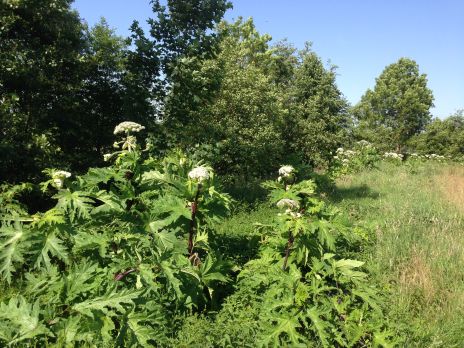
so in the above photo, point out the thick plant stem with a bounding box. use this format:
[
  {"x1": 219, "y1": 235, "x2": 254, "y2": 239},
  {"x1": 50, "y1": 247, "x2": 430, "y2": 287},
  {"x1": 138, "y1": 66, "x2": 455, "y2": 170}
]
[
  {"x1": 282, "y1": 231, "x2": 294, "y2": 271},
  {"x1": 188, "y1": 184, "x2": 202, "y2": 256}
]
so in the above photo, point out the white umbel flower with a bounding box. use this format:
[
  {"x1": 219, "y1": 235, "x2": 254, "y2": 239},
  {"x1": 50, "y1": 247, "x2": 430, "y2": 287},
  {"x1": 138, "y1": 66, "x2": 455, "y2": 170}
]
[
  {"x1": 278, "y1": 165, "x2": 294, "y2": 177},
  {"x1": 52, "y1": 170, "x2": 71, "y2": 179},
  {"x1": 114, "y1": 121, "x2": 145, "y2": 135},
  {"x1": 188, "y1": 166, "x2": 210, "y2": 183},
  {"x1": 288, "y1": 210, "x2": 303, "y2": 218},
  {"x1": 357, "y1": 140, "x2": 370, "y2": 147},
  {"x1": 103, "y1": 153, "x2": 112, "y2": 162},
  {"x1": 52, "y1": 170, "x2": 71, "y2": 189},
  {"x1": 384, "y1": 152, "x2": 403, "y2": 160},
  {"x1": 276, "y1": 198, "x2": 299, "y2": 210}
]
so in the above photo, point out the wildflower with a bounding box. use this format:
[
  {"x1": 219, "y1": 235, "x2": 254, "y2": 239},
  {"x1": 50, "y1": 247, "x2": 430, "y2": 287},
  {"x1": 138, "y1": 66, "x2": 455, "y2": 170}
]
[
  {"x1": 357, "y1": 140, "x2": 370, "y2": 147},
  {"x1": 52, "y1": 170, "x2": 71, "y2": 189},
  {"x1": 103, "y1": 153, "x2": 112, "y2": 162},
  {"x1": 53, "y1": 170, "x2": 71, "y2": 179},
  {"x1": 384, "y1": 152, "x2": 403, "y2": 160},
  {"x1": 336, "y1": 148, "x2": 344, "y2": 153},
  {"x1": 278, "y1": 165, "x2": 294, "y2": 177},
  {"x1": 113, "y1": 141, "x2": 120, "y2": 149},
  {"x1": 114, "y1": 121, "x2": 145, "y2": 135},
  {"x1": 188, "y1": 166, "x2": 210, "y2": 183},
  {"x1": 276, "y1": 198, "x2": 299, "y2": 210},
  {"x1": 290, "y1": 211, "x2": 302, "y2": 218}
]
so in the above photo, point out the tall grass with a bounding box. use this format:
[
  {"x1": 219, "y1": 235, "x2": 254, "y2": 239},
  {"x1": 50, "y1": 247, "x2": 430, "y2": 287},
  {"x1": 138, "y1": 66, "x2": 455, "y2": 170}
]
[{"x1": 332, "y1": 162, "x2": 464, "y2": 346}]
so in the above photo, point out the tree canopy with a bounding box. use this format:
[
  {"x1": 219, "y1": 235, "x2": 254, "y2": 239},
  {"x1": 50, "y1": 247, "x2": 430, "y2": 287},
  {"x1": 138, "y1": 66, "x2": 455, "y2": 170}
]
[{"x1": 353, "y1": 57, "x2": 434, "y2": 151}]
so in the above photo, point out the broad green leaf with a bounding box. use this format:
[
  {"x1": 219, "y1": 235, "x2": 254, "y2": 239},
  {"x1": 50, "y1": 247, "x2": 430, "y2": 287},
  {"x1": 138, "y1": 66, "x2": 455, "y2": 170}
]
[
  {"x1": 0, "y1": 222, "x2": 29, "y2": 284},
  {"x1": 72, "y1": 288, "x2": 141, "y2": 318},
  {"x1": 0, "y1": 296, "x2": 52, "y2": 345},
  {"x1": 54, "y1": 190, "x2": 94, "y2": 222}
]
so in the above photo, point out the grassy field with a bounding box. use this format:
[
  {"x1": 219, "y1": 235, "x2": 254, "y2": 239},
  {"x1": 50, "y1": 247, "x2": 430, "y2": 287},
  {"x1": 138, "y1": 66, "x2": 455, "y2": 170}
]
[{"x1": 332, "y1": 162, "x2": 464, "y2": 346}]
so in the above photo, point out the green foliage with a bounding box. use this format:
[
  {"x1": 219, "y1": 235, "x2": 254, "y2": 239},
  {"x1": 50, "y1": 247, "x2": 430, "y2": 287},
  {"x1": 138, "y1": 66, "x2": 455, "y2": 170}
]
[
  {"x1": 174, "y1": 167, "x2": 395, "y2": 347},
  {"x1": 0, "y1": 127, "x2": 232, "y2": 346},
  {"x1": 284, "y1": 43, "x2": 350, "y2": 167},
  {"x1": 408, "y1": 110, "x2": 464, "y2": 157},
  {"x1": 330, "y1": 141, "x2": 381, "y2": 178},
  {"x1": 0, "y1": 0, "x2": 86, "y2": 182},
  {"x1": 354, "y1": 57, "x2": 434, "y2": 151}
]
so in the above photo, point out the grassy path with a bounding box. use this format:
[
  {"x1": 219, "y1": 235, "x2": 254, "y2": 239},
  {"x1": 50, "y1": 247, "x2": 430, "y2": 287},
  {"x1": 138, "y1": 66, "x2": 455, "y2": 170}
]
[{"x1": 332, "y1": 163, "x2": 464, "y2": 347}]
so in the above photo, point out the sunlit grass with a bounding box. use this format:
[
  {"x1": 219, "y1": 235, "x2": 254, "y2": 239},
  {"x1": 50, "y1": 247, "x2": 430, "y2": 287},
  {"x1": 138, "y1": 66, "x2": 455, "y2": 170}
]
[{"x1": 333, "y1": 162, "x2": 464, "y2": 346}]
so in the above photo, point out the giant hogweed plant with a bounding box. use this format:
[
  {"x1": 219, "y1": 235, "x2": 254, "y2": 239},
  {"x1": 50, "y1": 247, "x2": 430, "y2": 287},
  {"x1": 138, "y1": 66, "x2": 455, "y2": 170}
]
[
  {"x1": 237, "y1": 165, "x2": 396, "y2": 347},
  {"x1": 330, "y1": 141, "x2": 381, "y2": 179},
  {"x1": 0, "y1": 122, "x2": 231, "y2": 347}
]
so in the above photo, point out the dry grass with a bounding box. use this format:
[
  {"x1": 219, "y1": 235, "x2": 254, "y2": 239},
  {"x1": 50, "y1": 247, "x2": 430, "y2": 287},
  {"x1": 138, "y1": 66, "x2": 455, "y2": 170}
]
[
  {"x1": 398, "y1": 248, "x2": 436, "y2": 303},
  {"x1": 435, "y1": 165, "x2": 464, "y2": 211}
]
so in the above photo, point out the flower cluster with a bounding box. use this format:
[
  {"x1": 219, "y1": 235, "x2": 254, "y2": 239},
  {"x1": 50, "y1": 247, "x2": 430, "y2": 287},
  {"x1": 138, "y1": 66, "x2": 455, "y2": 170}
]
[
  {"x1": 383, "y1": 152, "x2": 404, "y2": 160},
  {"x1": 276, "y1": 199, "x2": 302, "y2": 218},
  {"x1": 334, "y1": 148, "x2": 356, "y2": 160},
  {"x1": 278, "y1": 165, "x2": 294, "y2": 178},
  {"x1": 52, "y1": 170, "x2": 71, "y2": 189},
  {"x1": 188, "y1": 166, "x2": 210, "y2": 183},
  {"x1": 356, "y1": 140, "x2": 371, "y2": 147},
  {"x1": 425, "y1": 154, "x2": 446, "y2": 161},
  {"x1": 277, "y1": 165, "x2": 295, "y2": 184},
  {"x1": 276, "y1": 198, "x2": 299, "y2": 210},
  {"x1": 114, "y1": 121, "x2": 145, "y2": 135}
]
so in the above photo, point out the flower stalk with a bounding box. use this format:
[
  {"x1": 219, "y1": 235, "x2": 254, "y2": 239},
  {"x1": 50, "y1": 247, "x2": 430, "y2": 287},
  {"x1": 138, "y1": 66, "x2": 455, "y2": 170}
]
[
  {"x1": 282, "y1": 230, "x2": 294, "y2": 271},
  {"x1": 188, "y1": 183, "x2": 202, "y2": 257}
]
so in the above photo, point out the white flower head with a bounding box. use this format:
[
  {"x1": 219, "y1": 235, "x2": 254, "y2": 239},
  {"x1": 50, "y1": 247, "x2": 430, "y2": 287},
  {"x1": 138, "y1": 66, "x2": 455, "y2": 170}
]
[
  {"x1": 276, "y1": 198, "x2": 299, "y2": 210},
  {"x1": 114, "y1": 121, "x2": 145, "y2": 135},
  {"x1": 103, "y1": 153, "x2": 112, "y2": 162},
  {"x1": 52, "y1": 170, "x2": 71, "y2": 189},
  {"x1": 278, "y1": 165, "x2": 294, "y2": 178},
  {"x1": 53, "y1": 178, "x2": 64, "y2": 189},
  {"x1": 188, "y1": 166, "x2": 210, "y2": 183},
  {"x1": 52, "y1": 170, "x2": 71, "y2": 179},
  {"x1": 384, "y1": 152, "x2": 402, "y2": 160},
  {"x1": 289, "y1": 211, "x2": 303, "y2": 219},
  {"x1": 336, "y1": 148, "x2": 344, "y2": 154},
  {"x1": 357, "y1": 140, "x2": 370, "y2": 147}
]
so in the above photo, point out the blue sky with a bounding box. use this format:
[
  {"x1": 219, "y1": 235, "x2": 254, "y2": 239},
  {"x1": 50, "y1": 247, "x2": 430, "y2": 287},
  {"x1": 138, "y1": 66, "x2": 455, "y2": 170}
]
[{"x1": 73, "y1": 0, "x2": 463, "y2": 118}]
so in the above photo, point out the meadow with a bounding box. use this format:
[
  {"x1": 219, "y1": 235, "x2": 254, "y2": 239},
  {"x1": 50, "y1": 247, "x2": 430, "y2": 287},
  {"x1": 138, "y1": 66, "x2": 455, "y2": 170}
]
[{"x1": 332, "y1": 162, "x2": 464, "y2": 346}]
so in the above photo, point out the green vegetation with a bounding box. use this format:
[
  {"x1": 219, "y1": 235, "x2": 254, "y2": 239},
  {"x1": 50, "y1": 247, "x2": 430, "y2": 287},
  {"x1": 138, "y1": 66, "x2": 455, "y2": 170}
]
[
  {"x1": 353, "y1": 58, "x2": 434, "y2": 152},
  {"x1": 1, "y1": 0, "x2": 463, "y2": 347},
  {"x1": 332, "y1": 162, "x2": 464, "y2": 346}
]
